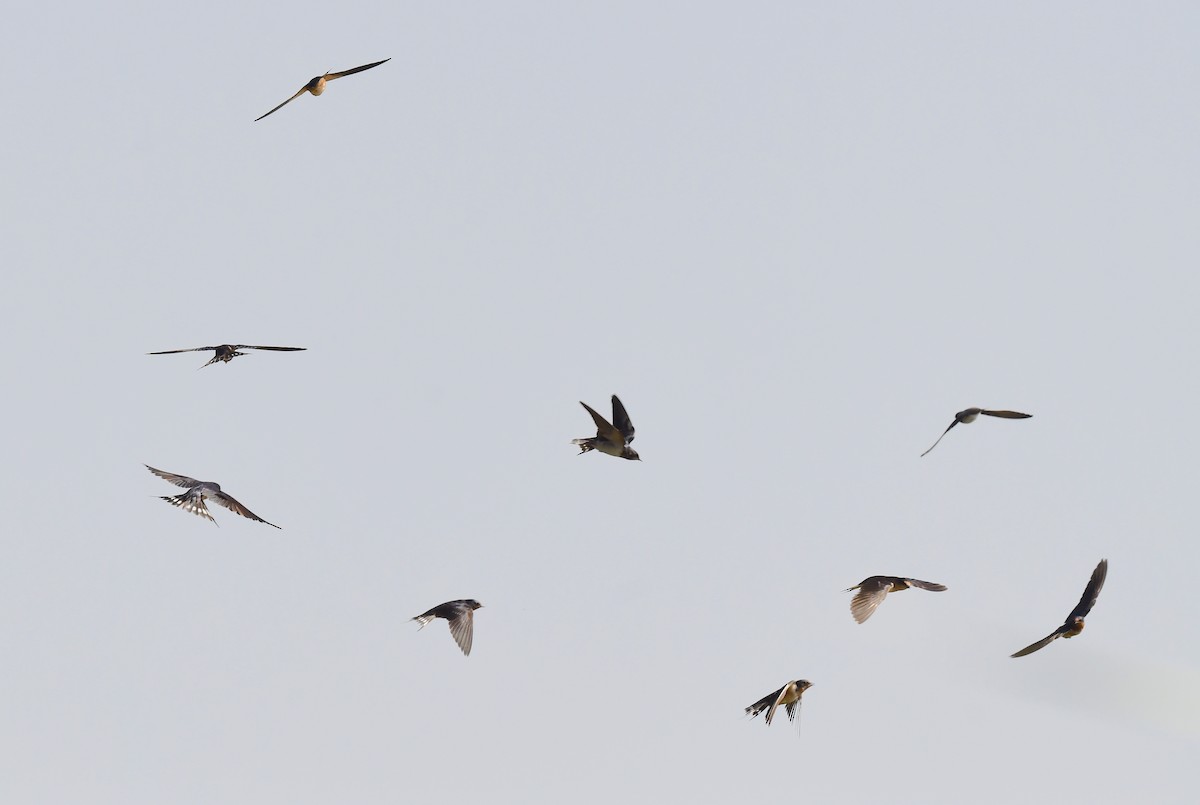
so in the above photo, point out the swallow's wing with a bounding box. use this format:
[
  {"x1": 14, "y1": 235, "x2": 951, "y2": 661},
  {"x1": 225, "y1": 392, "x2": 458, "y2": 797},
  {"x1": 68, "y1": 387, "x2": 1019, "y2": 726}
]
[
  {"x1": 160, "y1": 493, "x2": 217, "y2": 525},
  {"x1": 211, "y1": 491, "x2": 281, "y2": 529},
  {"x1": 920, "y1": 420, "x2": 959, "y2": 457},
  {"x1": 326, "y1": 58, "x2": 391, "y2": 81},
  {"x1": 610, "y1": 395, "x2": 635, "y2": 443},
  {"x1": 580, "y1": 401, "x2": 623, "y2": 444},
  {"x1": 1011, "y1": 627, "x2": 1064, "y2": 658},
  {"x1": 980, "y1": 410, "x2": 1032, "y2": 419},
  {"x1": 1068, "y1": 559, "x2": 1107, "y2": 620},
  {"x1": 850, "y1": 579, "x2": 890, "y2": 624},
  {"x1": 744, "y1": 689, "x2": 777, "y2": 720},
  {"x1": 784, "y1": 698, "x2": 801, "y2": 724},
  {"x1": 145, "y1": 465, "x2": 201, "y2": 489},
  {"x1": 255, "y1": 87, "x2": 308, "y2": 122},
  {"x1": 764, "y1": 684, "x2": 792, "y2": 726},
  {"x1": 147, "y1": 347, "x2": 216, "y2": 355},
  {"x1": 906, "y1": 579, "x2": 948, "y2": 592},
  {"x1": 233, "y1": 346, "x2": 307, "y2": 352},
  {"x1": 447, "y1": 607, "x2": 475, "y2": 656}
]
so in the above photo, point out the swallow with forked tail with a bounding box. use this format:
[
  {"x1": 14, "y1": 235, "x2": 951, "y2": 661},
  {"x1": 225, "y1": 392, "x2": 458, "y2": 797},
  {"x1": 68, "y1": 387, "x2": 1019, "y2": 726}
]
[
  {"x1": 412, "y1": 599, "x2": 483, "y2": 656},
  {"x1": 572, "y1": 395, "x2": 639, "y2": 460},
  {"x1": 1011, "y1": 559, "x2": 1107, "y2": 658},
  {"x1": 845, "y1": 576, "x2": 947, "y2": 624},
  {"x1": 255, "y1": 58, "x2": 390, "y2": 121},
  {"x1": 145, "y1": 465, "x2": 281, "y2": 529},
  {"x1": 745, "y1": 680, "x2": 812, "y2": 730},
  {"x1": 921, "y1": 407, "x2": 1032, "y2": 456}
]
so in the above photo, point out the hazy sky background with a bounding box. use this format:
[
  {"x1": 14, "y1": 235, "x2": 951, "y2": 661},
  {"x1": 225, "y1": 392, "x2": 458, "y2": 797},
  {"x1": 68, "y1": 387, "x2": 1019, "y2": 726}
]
[{"x1": 3, "y1": 2, "x2": 1198, "y2": 803}]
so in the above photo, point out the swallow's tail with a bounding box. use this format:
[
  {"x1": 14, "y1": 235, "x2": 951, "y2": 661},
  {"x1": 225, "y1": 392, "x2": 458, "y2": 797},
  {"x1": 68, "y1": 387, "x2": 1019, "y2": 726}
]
[
  {"x1": 160, "y1": 493, "x2": 218, "y2": 526},
  {"x1": 412, "y1": 615, "x2": 435, "y2": 630},
  {"x1": 571, "y1": 438, "x2": 595, "y2": 454}
]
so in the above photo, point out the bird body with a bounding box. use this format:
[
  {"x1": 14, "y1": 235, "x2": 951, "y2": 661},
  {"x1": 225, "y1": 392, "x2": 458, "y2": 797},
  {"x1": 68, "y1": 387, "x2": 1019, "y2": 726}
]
[
  {"x1": 145, "y1": 465, "x2": 281, "y2": 529},
  {"x1": 1011, "y1": 559, "x2": 1107, "y2": 658},
  {"x1": 573, "y1": 395, "x2": 640, "y2": 460},
  {"x1": 921, "y1": 407, "x2": 1032, "y2": 456},
  {"x1": 745, "y1": 680, "x2": 812, "y2": 728},
  {"x1": 845, "y1": 576, "x2": 947, "y2": 623},
  {"x1": 413, "y1": 599, "x2": 483, "y2": 656}
]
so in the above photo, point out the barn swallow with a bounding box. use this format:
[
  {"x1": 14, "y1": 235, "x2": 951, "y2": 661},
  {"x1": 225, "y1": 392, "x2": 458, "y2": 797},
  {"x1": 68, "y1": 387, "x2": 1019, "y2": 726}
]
[
  {"x1": 1011, "y1": 559, "x2": 1107, "y2": 658},
  {"x1": 254, "y1": 58, "x2": 390, "y2": 121},
  {"x1": 845, "y1": 576, "x2": 947, "y2": 624},
  {"x1": 572, "y1": 395, "x2": 640, "y2": 460},
  {"x1": 921, "y1": 407, "x2": 1032, "y2": 456},
  {"x1": 412, "y1": 599, "x2": 483, "y2": 656},
  {"x1": 147, "y1": 344, "x2": 306, "y2": 369},
  {"x1": 145, "y1": 465, "x2": 281, "y2": 529},
  {"x1": 745, "y1": 680, "x2": 812, "y2": 729}
]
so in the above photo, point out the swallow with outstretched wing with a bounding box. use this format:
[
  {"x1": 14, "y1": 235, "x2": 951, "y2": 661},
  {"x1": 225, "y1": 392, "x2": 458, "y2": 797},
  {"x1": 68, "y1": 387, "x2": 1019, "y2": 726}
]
[
  {"x1": 921, "y1": 407, "x2": 1032, "y2": 456},
  {"x1": 145, "y1": 465, "x2": 281, "y2": 529},
  {"x1": 255, "y1": 58, "x2": 390, "y2": 121},
  {"x1": 148, "y1": 344, "x2": 306, "y2": 369},
  {"x1": 845, "y1": 576, "x2": 947, "y2": 624},
  {"x1": 1011, "y1": 559, "x2": 1107, "y2": 658}
]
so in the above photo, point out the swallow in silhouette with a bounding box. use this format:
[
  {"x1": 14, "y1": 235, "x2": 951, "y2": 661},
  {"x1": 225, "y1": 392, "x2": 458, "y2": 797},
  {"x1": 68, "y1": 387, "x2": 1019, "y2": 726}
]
[
  {"x1": 145, "y1": 465, "x2": 281, "y2": 529},
  {"x1": 412, "y1": 599, "x2": 483, "y2": 656},
  {"x1": 254, "y1": 58, "x2": 390, "y2": 121},
  {"x1": 1011, "y1": 559, "x2": 1107, "y2": 658},
  {"x1": 845, "y1": 576, "x2": 948, "y2": 624},
  {"x1": 921, "y1": 407, "x2": 1032, "y2": 456},
  {"x1": 147, "y1": 344, "x2": 306, "y2": 369},
  {"x1": 745, "y1": 680, "x2": 812, "y2": 728},
  {"x1": 572, "y1": 395, "x2": 640, "y2": 460}
]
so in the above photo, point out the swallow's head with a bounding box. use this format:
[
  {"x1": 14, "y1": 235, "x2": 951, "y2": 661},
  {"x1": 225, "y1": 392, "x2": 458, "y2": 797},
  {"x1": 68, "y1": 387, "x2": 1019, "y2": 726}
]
[
  {"x1": 795, "y1": 680, "x2": 812, "y2": 694},
  {"x1": 1064, "y1": 616, "x2": 1085, "y2": 638},
  {"x1": 465, "y1": 600, "x2": 483, "y2": 611},
  {"x1": 622, "y1": 447, "x2": 641, "y2": 461}
]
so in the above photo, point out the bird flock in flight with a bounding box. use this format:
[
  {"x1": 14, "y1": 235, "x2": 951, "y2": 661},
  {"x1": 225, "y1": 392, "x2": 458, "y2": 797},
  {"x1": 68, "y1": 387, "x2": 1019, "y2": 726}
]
[{"x1": 145, "y1": 62, "x2": 1108, "y2": 736}]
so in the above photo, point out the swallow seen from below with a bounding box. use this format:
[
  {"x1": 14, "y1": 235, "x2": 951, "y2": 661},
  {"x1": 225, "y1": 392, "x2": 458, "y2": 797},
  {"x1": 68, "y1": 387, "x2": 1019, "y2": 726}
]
[
  {"x1": 254, "y1": 58, "x2": 390, "y2": 121},
  {"x1": 572, "y1": 395, "x2": 640, "y2": 460},
  {"x1": 745, "y1": 680, "x2": 812, "y2": 730},
  {"x1": 147, "y1": 344, "x2": 306, "y2": 369},
  {"x1": 145, "y1": 465, "x2": 281, "y2": 529},
  {"x1": 1011, "y1": 559, "x2": 1107, "y2": 658},
  {"x1": 921, "y1": 407, "x2": 1032, "y2": 456},
  {"x1": 412, "y1": 600, "x2": 483, "y2": 656},
  {"x1": 845, "y1": 576, "x2": 948, "y2": 624}
]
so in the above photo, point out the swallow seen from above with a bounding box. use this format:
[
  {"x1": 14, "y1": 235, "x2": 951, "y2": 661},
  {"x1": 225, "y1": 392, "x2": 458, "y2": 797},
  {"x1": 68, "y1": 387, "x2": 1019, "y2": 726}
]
[
  {"x1": 572, "y1": 395, "x2": 640, "y2": 460},
  {"x1": 254, "y1": 58, "x2": 391, "y2": 121},
  {"x1": 412, "y1": 599, "x2": 483, "y2": 656},
  {"x1": 845, "y1": 576, "x2": 948, "y2": 624},
  {"x1": 145, "y1": 465, "x2": 281, "y2": 529},
  {"x1": 147, "y1": 344, "x2": 306, "y2": 369},
  {"x1": 921, "y1": 407, "x2": 1032, "y2": 456},
  {"x1": 745, "y1": 680, "x2": 812, "y2": 730},
  {"x1": 1011, "y1": 559, "x2": 1107, "y2": 658}
]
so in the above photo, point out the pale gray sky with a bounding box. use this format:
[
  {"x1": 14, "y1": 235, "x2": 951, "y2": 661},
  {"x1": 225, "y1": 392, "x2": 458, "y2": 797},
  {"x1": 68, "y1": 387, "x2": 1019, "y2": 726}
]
[{"x1": 3, "y1": 2, "x2": 1198, "y2": 803}]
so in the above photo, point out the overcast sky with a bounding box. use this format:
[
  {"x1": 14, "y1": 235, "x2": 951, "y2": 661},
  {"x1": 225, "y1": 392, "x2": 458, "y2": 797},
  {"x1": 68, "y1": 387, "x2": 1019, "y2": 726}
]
[{"x1": 3, "y1": 2, "x2": 1199, "y2": 803}]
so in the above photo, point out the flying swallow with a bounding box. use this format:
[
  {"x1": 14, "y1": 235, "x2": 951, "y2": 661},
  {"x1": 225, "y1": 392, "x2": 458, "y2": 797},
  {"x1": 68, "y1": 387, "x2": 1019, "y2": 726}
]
[
  {"x1": 921, "y1": 407, "x2": 1032, "y2": 456},
  {"x1": 1011, "y1": 559, "x2": 1107, "y2": 658},
  {"x1": 145, "y1": 465, "x2": 281, "y2": 529},
  {"x1": 844, "y1": 576, "x2": 947, "y2": 624},
  {"x1": 412, "y1": 600, "x2": 483, "y2": 656},
  {"x1": 572, "y1": 395, "x2": 640, "y2": 460},
  {"x1": 745, "y1": 680, "x2": 812, "y2": 729},
  {"x1": 254, "y1": 58, "x2": 391, "y2": 121},
  {"x1": 147, "y1": 344, "x2": 306, "y2": 369}
]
